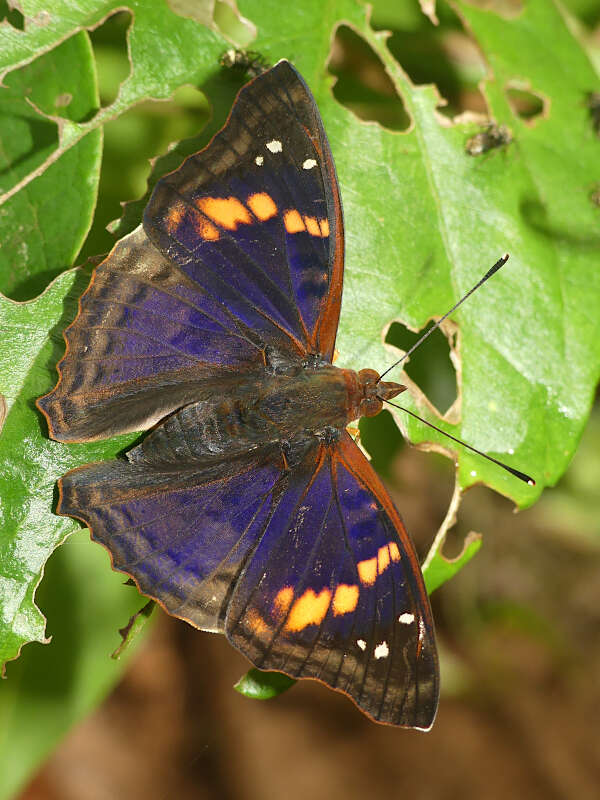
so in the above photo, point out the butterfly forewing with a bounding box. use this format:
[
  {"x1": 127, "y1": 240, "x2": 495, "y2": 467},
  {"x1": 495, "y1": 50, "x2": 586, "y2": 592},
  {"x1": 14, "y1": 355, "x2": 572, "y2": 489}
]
[
  {"x1": 144, "y1": 60, "x2": 344, "y2": 361},
  {"x1": 37, "y1": 227, "x2": 268, "y2": 441}
]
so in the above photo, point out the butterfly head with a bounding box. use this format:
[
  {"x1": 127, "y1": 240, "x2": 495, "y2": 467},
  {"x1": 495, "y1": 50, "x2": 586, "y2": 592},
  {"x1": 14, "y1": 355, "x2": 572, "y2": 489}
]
[{"x1": 357, "y1": 369, "x2": 405, "y2": 418}]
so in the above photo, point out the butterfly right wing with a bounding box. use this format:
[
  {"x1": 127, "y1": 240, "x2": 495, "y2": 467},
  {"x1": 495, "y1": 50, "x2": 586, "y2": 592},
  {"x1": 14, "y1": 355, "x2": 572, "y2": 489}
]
[{"x1": 57, "y1": 444, "x2": 286, "y2": 634}]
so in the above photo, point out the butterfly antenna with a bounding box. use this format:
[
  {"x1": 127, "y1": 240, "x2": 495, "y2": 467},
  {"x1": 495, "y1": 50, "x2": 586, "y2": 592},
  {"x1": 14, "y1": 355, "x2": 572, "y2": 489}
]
[
  {"x1": 377, "y1": 254, "x2": 509, "y2": 384},
  {"x1": 380, "y1": 397, "x2": 535, "y2": 485}
]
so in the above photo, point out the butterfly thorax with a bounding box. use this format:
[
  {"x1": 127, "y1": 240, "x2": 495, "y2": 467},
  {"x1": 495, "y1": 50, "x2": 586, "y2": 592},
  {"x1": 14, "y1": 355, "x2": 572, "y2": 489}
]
[
  {"x1": 252, "y1": 363, "x2": 404, "y2": 433},
  {"x1": 128, "y1": 362, "x2": 405, "y2": 467}
]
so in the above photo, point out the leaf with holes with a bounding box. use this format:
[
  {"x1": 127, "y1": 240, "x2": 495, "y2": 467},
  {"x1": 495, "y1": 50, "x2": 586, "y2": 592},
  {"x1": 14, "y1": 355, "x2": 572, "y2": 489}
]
[
  {"x1": 1, "y1": 0, "x2": 599, "y2": 780},
  {"x1": 0, "y1": 0, "x2": 238, "y2": 228},
  {"x1": 0, "y1": 268, "x2": 141, "y2": 663}
]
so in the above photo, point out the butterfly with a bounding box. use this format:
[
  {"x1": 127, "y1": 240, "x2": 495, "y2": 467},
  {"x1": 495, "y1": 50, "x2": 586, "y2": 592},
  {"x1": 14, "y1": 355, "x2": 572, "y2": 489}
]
[{"x1": 37, "y1": 59, "x2": 439, "y2": 730}]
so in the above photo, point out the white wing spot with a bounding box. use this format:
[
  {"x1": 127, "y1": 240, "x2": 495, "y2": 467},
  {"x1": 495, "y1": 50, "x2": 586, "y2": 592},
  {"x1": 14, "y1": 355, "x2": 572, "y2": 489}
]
[
  {"x1": 508, "y1": 448, "x2": 514, "y2": 455},
  {"x1": 356, "y1": 639, "x2": 367, "y2": 651},
  {"x1": 255, "y1": 155, "x2": 264, "y2": 166},
  {"x1": 470, "y1": 470, "x2": 477, "y2": 477},
  {"x1": 398, "y1": 612, "x2": 415, "y2": 625},
  {"x1": 374, "y1": 641, "x2": 389, "y2": 659},
  {"x1": 302, "y1": 158, "x2": 317, "y2": 170},
  {"x1": 266, "y1": 139, "x2": 282, "y2": 153}
]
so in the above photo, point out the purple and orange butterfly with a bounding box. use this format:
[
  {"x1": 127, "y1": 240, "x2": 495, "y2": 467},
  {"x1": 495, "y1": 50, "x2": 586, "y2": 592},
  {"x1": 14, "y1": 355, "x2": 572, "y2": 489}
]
[{"x1": 37, "y1": 59, "x2": 531, "y2": 730}]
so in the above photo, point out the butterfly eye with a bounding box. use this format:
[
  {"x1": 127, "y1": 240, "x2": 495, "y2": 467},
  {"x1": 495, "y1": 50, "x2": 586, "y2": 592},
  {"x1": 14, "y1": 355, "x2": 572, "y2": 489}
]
[
  {"x1": 356, "y1": 369, "x2": 385, "y2": 417},
  {"x1": 358, "y1": 368, "x2": 379, "y2": 387},
  {"x1": 362, "y1": 396, "x2": 383, "y2": 417}
]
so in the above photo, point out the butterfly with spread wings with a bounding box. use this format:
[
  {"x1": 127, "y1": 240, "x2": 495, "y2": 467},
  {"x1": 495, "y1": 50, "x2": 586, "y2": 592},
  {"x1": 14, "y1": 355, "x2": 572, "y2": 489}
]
[{"x1": 37, "y1": 60, "x2": 439, "y2": 730}]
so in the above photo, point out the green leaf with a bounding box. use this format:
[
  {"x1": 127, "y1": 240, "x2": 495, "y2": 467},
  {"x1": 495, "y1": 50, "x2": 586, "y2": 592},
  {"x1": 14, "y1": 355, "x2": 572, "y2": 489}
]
[
  {"x1": 0, "y1": 31, "x2": 101, "y2": 299},
  {"x1": 234, "y1": 668, "x2": 296, "y2": 700},
  {"x1": 110, "y1": 599, "x2": 155, "y2": 660},
  {"x1": 423, "y1": 532, "x2": 482, "y2": 595},
  {"x1": 0, "y1": 533, "x2": 146, "y2": 800},
  {"x1": 0, "y1": 267, "x2": 148, "y2": 797},
  {"x1": 0, "y1": 267, "x2": 139, "y2": 667},
  {"x1": 319, "y1": 0, "x2": 598, "y2": 506},
  {"x1": 0, "y1": 0, "x2": 226, "y2": 212}
]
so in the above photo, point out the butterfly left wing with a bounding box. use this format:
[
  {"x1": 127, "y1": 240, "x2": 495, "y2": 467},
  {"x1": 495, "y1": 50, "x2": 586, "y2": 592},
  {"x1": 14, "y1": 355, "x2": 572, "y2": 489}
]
[
  {"x1": 38, "y1": 61, "x2": 344, "y2": 443},
  {"x1": 227, "y1": 432, "x2": 439, "y2": 729}
]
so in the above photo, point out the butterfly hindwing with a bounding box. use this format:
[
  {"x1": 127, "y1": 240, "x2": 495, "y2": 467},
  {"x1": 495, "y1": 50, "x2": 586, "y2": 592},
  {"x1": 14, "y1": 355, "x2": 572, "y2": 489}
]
[
  {"x1": 226, "y1": 432, "x2": 439, "y2": 729},
  {"x1": 58, "y1": 444, "x2": 286, "y2": 633}
]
